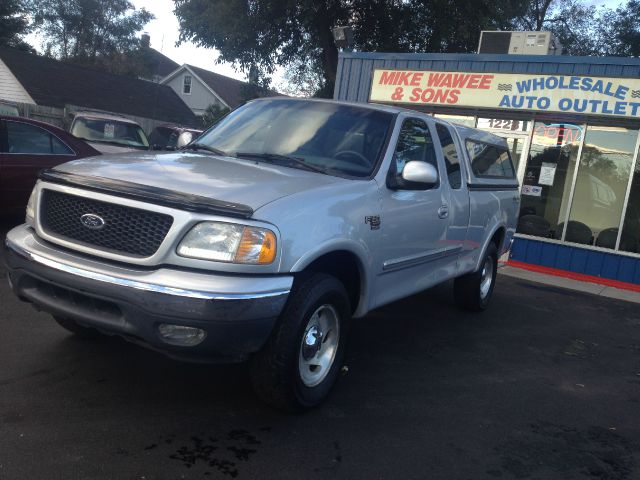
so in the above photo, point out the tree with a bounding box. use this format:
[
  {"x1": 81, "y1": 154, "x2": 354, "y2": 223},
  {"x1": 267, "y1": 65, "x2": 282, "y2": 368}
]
[
  {"x1": 201, "y1": 104, "x2": 230, "y2": 129},
  {"x1": 173, "y1": 0, "x2": 525, "y2": 97},
  {"x1": 27, "y1": 0, "x2": 153, "y2": 74},
  {"x1": 511, "y1": 0, "x2": 600, "y2": 56},
  {"x1": 173, "y1": 0, "x2": 349, "y2": 96},
  {"x1": 0, "y1": 0, "x2": 33, "y2": 51},
  {"x1": 598, "y1": 1, "x2": 640, "y2": 57}
]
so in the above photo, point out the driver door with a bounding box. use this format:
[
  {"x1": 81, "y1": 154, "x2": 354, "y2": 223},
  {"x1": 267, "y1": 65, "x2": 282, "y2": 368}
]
[{"x1": 373, "y1": 116, "x2": 452, "y2": 308}]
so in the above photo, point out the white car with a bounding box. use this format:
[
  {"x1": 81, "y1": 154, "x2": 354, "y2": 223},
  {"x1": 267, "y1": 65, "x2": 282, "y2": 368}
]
[{"x1": 69, "y1": 111, "x2": 150, "y2": 153}]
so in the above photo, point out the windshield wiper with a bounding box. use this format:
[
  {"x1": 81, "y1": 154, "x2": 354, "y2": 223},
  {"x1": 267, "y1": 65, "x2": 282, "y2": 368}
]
[
  {"x1": 234, "y1": 152, "x2": 327, "y2": 174},
  {"x1": 183, "y1": 143, "x2": 228, "y2": 156}
]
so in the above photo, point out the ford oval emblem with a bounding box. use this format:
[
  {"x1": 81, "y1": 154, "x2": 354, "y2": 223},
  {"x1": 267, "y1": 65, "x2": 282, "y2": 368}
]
[{"x1": 80, "y1": 213, "x2": 105, "y2": 230}]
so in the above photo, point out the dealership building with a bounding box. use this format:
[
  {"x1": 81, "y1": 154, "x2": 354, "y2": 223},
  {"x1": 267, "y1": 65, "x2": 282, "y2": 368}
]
[{"x1": 334, "y1": 50, "x2": 640, "y2": 286}]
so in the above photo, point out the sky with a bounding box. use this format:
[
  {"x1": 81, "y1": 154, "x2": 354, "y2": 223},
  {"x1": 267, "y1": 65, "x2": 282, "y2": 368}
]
[
  {"x1": 131, "y1": 0, "x2": 246, "y2": 81},
  {"x1": 134, "y1": 0, "x2": 624, "y2": 82},
  {"x1": 27, "y1": 0, "x2": 626, "y2": 86}
]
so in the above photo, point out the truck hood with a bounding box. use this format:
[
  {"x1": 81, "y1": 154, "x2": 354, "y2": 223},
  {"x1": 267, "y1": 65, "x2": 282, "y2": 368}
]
[{"x1": 53, "y1": 152, "x2": 347, "y2": 212}]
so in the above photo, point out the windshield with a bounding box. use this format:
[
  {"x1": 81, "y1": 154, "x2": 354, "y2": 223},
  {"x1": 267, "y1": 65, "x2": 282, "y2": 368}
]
[
  {"x1": 149, "y1": 127, "x2": 179, "y2": 148},
  {"x1": 71, "y1": 117, "x2": 149, "y2": 148},
  {"x1": 196, "y1": 99, "x2": 393, "y2": 177}
]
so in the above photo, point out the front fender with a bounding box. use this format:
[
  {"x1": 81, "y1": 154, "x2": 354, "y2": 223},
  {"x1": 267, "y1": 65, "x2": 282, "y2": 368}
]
[{"x1": 290, "y1": 239, "x2": 371, "y2": 318}]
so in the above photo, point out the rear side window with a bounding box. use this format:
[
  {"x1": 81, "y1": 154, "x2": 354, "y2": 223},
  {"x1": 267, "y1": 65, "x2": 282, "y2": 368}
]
[
  {"x1": 435, "y1": 123, "x2": 462, "y2": 189},
  {"x1": 466, "y1": 140, "x2": 515, "y2": 178},
  {"x1": 7, "y1": 121, "x2": 74, "y2": 155}
]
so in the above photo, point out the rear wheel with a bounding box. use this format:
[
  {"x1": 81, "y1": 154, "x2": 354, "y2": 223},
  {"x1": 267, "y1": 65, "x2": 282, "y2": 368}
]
[
  {"x1": 53, "y1": 316, "x2": 101, "y2": 339},
  {"x1": 249, "y1": 273, "x2": 350, "y2": 412},
  {"x1": 454, "y1": 243, "x2": 498, "y2": 312}
]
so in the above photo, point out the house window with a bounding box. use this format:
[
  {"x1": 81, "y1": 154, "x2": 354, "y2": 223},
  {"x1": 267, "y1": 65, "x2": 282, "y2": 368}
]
[{"x1": 183, "y1": 75, "x2": 192, "y2": 95}]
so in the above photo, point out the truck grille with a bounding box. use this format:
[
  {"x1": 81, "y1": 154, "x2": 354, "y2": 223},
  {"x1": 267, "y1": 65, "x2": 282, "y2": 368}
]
[{"x1": 40, "y1": 189, "x2": 173, "y2": 257}]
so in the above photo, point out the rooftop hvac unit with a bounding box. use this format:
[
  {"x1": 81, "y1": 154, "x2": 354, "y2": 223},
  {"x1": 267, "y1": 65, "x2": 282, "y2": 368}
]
[{"x1": 478, "y1": 31, "x2": 563, "y2": 56}]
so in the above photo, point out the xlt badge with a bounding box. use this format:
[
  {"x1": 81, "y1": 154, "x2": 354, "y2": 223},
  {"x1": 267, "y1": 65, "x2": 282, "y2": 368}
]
[{"x1": 365, "y1": 216, "x2": 381, "y2": 230}]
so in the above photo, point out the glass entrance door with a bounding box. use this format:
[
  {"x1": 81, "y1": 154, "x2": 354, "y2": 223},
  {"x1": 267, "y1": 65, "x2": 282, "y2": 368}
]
[
  {"x1": 475, "y1": 118, "x2": 531, "y2": 175},
  {"x1": 491, "y1": 132, "x2": 531, "y2": 175},
  {"x1": 516, "y1": 122, "x2": 583, "y2": 239}
]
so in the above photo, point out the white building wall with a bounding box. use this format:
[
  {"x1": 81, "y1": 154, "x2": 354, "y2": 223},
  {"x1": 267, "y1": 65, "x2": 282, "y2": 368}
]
[
  {"x1": 164, "y1": 70, "x2": 227, "y2": 116},
  {"x1": 0, "y1": 59, "x2": 35, "y2": 104}
]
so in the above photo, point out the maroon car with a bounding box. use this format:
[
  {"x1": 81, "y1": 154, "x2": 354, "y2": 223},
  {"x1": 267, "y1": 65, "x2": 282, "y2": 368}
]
[{"x1": 1, "y1": 116, "x2": 100, "y2": 215}]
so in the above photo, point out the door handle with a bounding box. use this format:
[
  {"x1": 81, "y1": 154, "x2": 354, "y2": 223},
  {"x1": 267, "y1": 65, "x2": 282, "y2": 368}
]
[{"x1": 438, "y1": 205, "x2": 449, "y2": 219}]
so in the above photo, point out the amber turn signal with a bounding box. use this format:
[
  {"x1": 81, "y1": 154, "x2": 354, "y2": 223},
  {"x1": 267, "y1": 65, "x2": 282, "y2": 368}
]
[{"x1": 234, "y1": 227, "x2": 277, "y2": 264}]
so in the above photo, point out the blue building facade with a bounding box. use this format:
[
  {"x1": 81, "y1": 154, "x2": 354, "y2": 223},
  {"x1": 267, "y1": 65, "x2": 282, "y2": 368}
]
[{"x1": 334, "y1": 52, "x2": 640, "y2": 285}]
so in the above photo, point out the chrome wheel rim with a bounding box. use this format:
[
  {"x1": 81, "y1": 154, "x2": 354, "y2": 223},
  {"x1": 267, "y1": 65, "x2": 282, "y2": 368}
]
[
  {"x1": 480, "y1": 257, "x2": 494, "y2": 300},
  {"x1": 298, "y1": 304, "x2": 340, "y2": 388}
]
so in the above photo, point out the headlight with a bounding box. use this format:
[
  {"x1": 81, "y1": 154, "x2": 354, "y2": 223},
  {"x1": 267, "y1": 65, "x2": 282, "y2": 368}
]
[
  {"x1": 25, "y1": 187, "x2": 37, "y2": 226},
  {"x1": 177, "y1": 222, "x2": 277, "y2": 264}
]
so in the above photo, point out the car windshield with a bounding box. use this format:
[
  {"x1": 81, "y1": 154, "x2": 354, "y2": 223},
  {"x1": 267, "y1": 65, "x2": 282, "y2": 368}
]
[
  {"x1": 150, "y1": 127, "x2": 201, "y2": 149},
  {"x1": 149, "y1": 127, "x2": 179, "y2": 148},
  {"x1": 71, "y1": 117, "x2": 149, "y2": 148},
  {"x1": 195, "y1": 99, "x2": 393, "y2": 177}
]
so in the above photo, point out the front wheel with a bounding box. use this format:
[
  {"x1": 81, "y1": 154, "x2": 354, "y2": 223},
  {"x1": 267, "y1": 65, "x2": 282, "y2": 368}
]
[
  {"x1": 454, "y1": 243, "x2": 498, "y2": 312},
  {"x1": 249, "y1": 273, "x2": 350, "y2": 412}
]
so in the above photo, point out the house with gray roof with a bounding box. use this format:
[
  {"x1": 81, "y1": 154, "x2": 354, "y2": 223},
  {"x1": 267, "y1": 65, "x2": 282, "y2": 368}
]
[
  {"x1": 161, "y1": 64, "x2": 280, "y2": 116},
  {"x1": 0, "y1": 47, "x2": 198, "y2": 130}
]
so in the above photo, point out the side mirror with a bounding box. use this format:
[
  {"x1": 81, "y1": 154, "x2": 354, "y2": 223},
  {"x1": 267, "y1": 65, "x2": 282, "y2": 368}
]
[
  {"x1": 401, "y1": 161, "x2": 438, "y2": 186},
  {"x1": 176, "y1": 131, "x2": 193, "y2": 149}
]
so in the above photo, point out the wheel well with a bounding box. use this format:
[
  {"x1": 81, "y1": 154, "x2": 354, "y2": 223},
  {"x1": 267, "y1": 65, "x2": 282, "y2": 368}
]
[
  {"x1": 298, "y1": 251, "x2": 362, "y2": 314},
  {"x1": 491, "y1": 227, "x2": 505, "y2": 251}
]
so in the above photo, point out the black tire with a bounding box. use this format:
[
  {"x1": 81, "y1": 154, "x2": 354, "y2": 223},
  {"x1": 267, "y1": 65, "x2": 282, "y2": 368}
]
[
  {"x1": 53, "y1": 316, "x2": 101, "y2": 339},
  {"x1": 249, "y1": 273, "x2": 350, "y2": 412},
  {"x1": 454, "y1": 243, "x2": 498, "y2": 312}
]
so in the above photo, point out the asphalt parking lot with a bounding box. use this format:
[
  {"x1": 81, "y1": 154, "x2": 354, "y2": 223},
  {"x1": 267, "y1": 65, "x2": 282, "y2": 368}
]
[{"x1": 1, "y1": 218, "x2": 639, "y2": 480}]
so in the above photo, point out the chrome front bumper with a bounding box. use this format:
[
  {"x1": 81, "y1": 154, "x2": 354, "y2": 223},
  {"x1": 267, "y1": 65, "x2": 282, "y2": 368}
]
[{"x1": 4, "y1": 225, "x2": 293, "y2": 361}]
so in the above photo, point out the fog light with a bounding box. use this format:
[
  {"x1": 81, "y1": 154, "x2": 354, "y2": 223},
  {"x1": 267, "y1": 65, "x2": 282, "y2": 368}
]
[{"x1": 157, "y1": 324, "x2": 206, "y2": 346}]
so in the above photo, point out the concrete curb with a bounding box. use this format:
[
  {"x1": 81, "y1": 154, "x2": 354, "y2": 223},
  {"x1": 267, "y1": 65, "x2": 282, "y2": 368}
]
[{"x1": 498, "y1": 262, "x2": 640, "y2": 304}]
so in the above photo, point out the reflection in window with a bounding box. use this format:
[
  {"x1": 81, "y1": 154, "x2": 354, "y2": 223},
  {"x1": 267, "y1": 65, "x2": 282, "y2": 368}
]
[
  {"x1": 506, "y1": 137, "x2": 525, "y2": 171},
  {"x1": 620, "y1": 150, "x2": 640, "y2": 254},
  {"x1": 517, "y1": 122, "x2": 582, "y2": 239},
  {"x1": 568, "y1": 126, "x2": 637, "y2": 247},
  {"x1": 434, "y1": 114, "x2": 475, "y2": 127},
  {"x1": 435, "y1": 123, "x2": 461, "y2": 189},
  {"x1": 466, "y1": 140, "x2": 514, "y2": 178},
  {"x1": 7, "y1": 121, "x2": 73, "y2": 155},
  {"x1": 393, "y1": 118, "x2": 438, "y2": 175},
  {"x1": 197, "y1": 99, "x2": 393, "y2": 177}
]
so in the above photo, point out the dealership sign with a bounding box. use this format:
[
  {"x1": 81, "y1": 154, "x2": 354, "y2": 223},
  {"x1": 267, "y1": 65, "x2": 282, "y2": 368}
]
[{"x1": 370, "y1": 69, "x2": 640, "y2": 118}]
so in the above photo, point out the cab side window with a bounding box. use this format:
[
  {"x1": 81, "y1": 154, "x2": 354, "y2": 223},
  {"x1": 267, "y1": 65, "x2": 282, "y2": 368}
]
[
  {"x1": 392, "y1": 118, "x2": 439, "y2": 179},
  {"x1": 435, "y1": 123, "x2": 462, "y2": 189}
]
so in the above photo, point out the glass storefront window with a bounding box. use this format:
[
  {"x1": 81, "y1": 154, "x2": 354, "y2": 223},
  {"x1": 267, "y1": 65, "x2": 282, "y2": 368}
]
[
  {"x1": 433, "y1": 114, "x2": 475, "y2": 128},
  {"x1": 620, "y1": 149, "x2": 640, "y2": 254},
  {"x1": 475, "y1": 118, "x2": 530, "y2": 172},
  {"x1": 567, "y1": 126, "x2": 638, "y2": 247},
  {"x1": 506, "y1": 137, "x2": 526, "y2": 172},
  {"x1": 517, "y1": 122, "x2": 582, "y2": 239},
  {"x1": 477, "y1": 118, "x2": 529, "y2": 132}
]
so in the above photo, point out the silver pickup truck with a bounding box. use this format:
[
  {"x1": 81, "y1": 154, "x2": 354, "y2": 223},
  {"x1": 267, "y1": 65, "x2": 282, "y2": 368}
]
[{"x1": 4, "y1": 98, "x2": 519, "y2": 410}]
